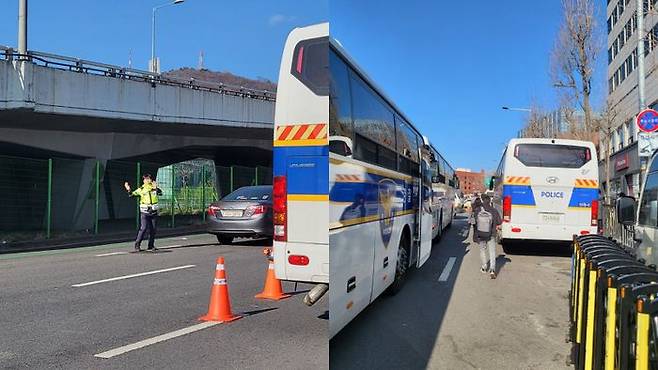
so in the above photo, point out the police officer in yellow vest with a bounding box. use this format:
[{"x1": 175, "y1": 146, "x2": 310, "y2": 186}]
[{"x1": 124, "y1": 174, "x2": 163, "y2": 252}]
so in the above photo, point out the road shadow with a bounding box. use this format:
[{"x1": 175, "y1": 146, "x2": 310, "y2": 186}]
[
  {"x1": 225, "y1": 238, "x2": 273, "y2": 247},
  {"x1": 242, "y1": 307, "x2": 278, "y2": 317},
  {"x1": 494, "y1": 254, "x2": 512, "y2": 276},
  {"x1": 502, "y1": 240, "x2": 572, "y2": 257},
  {"x1": 330, "y1": 219, "x2": 471, "y2": 369}
]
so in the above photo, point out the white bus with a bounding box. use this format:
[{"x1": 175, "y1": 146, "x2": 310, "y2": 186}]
[
  {"x1": 272, "y1": 23, "x2": 456, "y2": 336},
  {"x1": 328, "y1": 34, "x2": 456, "y2": 337},
  {"x1": 427, "y1": 142, "x2": 457, "y2": 240},
  {"x1": 272, "y1": 24, "x2": 329, "y2": 296},
  {"x1": 492, "y1": 138, "x2": 600, "y2": 248}
]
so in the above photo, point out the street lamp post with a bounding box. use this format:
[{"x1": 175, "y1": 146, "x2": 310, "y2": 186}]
[
  {"x1": 502, "y1": 106, "x2": 533, "y2": 137},
  {"x1": 151, "y1": 0, "x2": 184, "y2": 73},
  {"x1": 501, "y1": 106, "x2": 532, "y2": 113}
]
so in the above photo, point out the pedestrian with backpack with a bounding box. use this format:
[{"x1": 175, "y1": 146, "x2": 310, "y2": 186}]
[{"x1": 473, "y1": 193, "x2": 502, "y2": 279}]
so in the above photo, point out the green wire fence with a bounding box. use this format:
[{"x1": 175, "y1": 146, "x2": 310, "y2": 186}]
[{"x1": 0, "y1": 155, "x2": 271, "y2": 244}]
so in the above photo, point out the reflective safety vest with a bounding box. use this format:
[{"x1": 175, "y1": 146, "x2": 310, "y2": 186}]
[{"x1": 132, "y1": 184, "x2": 160, "y2": 206}]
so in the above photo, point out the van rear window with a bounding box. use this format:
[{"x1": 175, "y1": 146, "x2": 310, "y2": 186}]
[{"x1": 514, "y1": 144, "x2": 591, "y2": 168}]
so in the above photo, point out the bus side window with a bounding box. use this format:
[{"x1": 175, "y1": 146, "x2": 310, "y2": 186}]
[
  {"x1": 396, "y1": 116, "x2": 419, "y2": 176},
  {"x1": 329, "y1": 49, "x2": 353, "y2": 156},
  {"x1": 350, "y1": 70, "x2": 397, "y2": 170},
  {"x1": 638, "y1": 171, "x2": 658, "y2": 227}
]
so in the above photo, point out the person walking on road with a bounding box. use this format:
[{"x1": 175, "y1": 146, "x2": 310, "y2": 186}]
[
  {"x1": 472, "y1": 194, "x2": 502, "y2": 279},
  {"x1": 124, "y1": 174, "x2": 163, "y2": 252}
]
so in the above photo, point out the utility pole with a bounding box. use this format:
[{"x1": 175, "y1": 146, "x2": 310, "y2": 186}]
[
  {"x1": 638, "y1": 0, "x2": 646, "y2": 110},
  {"x1": 17, "y1": 0, "x2": 27, "y2": 56}
]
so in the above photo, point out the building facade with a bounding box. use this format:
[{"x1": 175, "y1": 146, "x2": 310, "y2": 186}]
[
  {"x1": 603, "y1": 0, "x2": 658, "y2": 198},
  {"x1": 455, "y1": 168, "x2": 485, "y2": 195}
]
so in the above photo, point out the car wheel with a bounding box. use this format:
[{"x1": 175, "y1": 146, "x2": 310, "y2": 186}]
[
  {"x1": 388, "y1": 232, "x2": 409, "y2": 295},
  {"x1": 216, "y1": 235, "x2": 233, "y2": 245}
]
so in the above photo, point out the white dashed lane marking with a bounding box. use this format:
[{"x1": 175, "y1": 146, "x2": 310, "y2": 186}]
[
  {"x1": 71, "y1": 265, "x2": 196, "y2": 287},
  {"x1": 438, "y1": 257, "x2": 457, "y2": 282}
]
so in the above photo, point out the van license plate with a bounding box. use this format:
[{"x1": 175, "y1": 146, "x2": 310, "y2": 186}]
[{"x1": 541, "y1": 214, "x2": 562, "y2": 224}]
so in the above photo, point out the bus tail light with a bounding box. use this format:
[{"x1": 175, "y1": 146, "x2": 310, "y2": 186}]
[
  {"x1": 503, "y1": 195, "x2": 512, "y2": 222},
  {"x1": 288, "y1": 255, "x2": 309, "y2": 266},
  {"x1": 273, "y1": 176, "x2": 287, "y2": 242},
  {"x1": 511, "y1": 227, "x2": 521, "y2": 233},
  {"x1": 591, "y1": 200, "x2": 599, "y2": 227}
]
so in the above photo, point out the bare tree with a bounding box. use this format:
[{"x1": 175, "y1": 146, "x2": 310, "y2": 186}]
[
  {"x1": 551, "y1": 0, "x2": 601, "y2": 136},
  {"x1": 519, "y1": 102, "x2": 548, "y2": 138},
  {"x1": 597, "y1": 101, "x2": 620, "y2": 203}
]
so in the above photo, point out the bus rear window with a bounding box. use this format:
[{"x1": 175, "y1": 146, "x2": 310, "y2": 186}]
[
  {"x1": 514, "y1": 144, "x2": 591, "y2": 168},
  {"x1": 291, "y1": 37, "x2": 328, "y2": 96}
]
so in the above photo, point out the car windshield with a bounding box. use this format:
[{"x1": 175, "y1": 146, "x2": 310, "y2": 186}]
[{"x1": 222, "y1": 186, "x2": 272, "y2": 201}]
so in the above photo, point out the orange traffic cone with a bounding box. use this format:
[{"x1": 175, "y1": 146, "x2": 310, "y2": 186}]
[
  {"x1": 199, "y1": 257, "x2": 241, "y2": 322},
  {"x1": 255, "y1": 253, "x2": 291, "y2": 301}
]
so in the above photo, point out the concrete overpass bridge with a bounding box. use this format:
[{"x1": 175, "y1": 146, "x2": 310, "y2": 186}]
[{"x1": 0, "y1": 46, "x2": 276, "y2": 239}]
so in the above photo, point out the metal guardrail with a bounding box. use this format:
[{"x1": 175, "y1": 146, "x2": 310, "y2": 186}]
[
  {"x1": 0, "y1": 47, "x2": 276, "y2": 101},
  {"x1": 602, "y1": 202, "x2": 636, "y2": 251}
]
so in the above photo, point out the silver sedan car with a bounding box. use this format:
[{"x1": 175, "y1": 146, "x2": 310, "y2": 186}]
[{"x1": 207, "y1": 185, "x2": 273, "y2": 244}]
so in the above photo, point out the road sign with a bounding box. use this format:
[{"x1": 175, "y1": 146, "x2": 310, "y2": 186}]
[
  {"x1": 636, "y1": 109, "x2": 658, "y2": 133},
  {"x1": 638, "y1": 132, "x2": 658, "y2": 157}
]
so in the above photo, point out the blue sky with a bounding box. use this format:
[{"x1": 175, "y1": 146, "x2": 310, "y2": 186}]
[
  {"x1": 0, "y1": 0, "x2": 328, "y2": 81},
  {"x1": 0, "y1": 1, "x2": 607, "y2": 171},
  {"x1": 331, "y1": 0, "x2": 608, "y2": 172}
]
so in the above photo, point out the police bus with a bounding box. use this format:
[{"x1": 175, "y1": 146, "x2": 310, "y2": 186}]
[
  {"x1": 427, "y1": 143, "x2": 457, "y2": 240},
  {"x1": 492, "y1": 138, "x2": 600, "y2": 249},
  {"x1": 272, "y1": 23, "x2": 456, "y2": 337}
]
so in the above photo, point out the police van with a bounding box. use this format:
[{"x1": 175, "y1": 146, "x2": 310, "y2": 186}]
[{"x1": 492, "y1": 138, "x2": 600, "y2": 248}]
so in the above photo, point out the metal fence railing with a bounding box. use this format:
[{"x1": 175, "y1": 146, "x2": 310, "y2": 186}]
[
  {"x1": 0, "y1": 155, "x2": 271, "y2": 244},
  {"x1": 0, "y1": 47, "x2": 276, "y2": 101},
  {"x1": 601, "y1": 201, "x2": 636, "y2": 251}
]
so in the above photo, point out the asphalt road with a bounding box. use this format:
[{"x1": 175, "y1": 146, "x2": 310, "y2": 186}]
[
  {"x1": 330, "y1": 215, "x2": 572, "y2": 370},
  {"x1": 0, "y1": 234, "x2": 327, "y2": 369}
]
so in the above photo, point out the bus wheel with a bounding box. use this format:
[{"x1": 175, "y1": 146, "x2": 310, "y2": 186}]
[{"x1": 388, "y1": 233, "x2": 409, "y2": 295}]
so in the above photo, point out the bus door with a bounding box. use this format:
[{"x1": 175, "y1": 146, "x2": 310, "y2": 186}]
[{"x1": 417, "y1": 158, "x2": 433, "y2": 267}]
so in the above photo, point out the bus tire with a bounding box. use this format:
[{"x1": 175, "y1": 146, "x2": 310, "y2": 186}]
[
  {"x1": 388, "y1": 231, "x2": 410, "y2": 295},
  {"x1": 435, "y1": 215, "x2": 443, "y2": 241}
]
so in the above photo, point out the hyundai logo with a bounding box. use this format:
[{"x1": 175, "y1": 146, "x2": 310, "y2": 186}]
[{"x1": 546, "y1": 176, "x2": 559, "y2": 184}]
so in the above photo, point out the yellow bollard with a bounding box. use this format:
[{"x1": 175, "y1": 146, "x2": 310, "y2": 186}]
[
  {"x1": 576, "y1": 257, "x2": 587, "y2": 344},
  {"x1": 604, "y1": 284, "x2": 617, "y2": 370},
  {"x1": 584, "y1": 267, "x2": 597, "y2": 370},
  {"x1": 572, "y1": 247, "x2": 580, "y2": 319},
  {"x1": 635, "y1": 298, "x2": 650, "y2": 370}
]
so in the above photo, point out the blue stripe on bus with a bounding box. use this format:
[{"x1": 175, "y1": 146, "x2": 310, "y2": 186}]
[
  {"x1": 273, "y1": 146, "x2": 328, "y2": 177},
  {"x1": 568, "y1": 188, "x2": 598, "y2": 208},
  {"x1": 502, "y1": 184, "x2": 536, "y2": 206},
  {"x1": 330, "y1": 172, "x2": 419, "y2": 223},
  {"x1": 287, "y1": 156, "x2": 329, "y2": 195}
]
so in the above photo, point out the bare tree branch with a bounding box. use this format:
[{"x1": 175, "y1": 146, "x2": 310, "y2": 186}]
[{"x1": 550, "y1": 0, "x2": 602, "y2": 136}]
